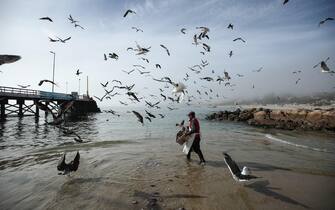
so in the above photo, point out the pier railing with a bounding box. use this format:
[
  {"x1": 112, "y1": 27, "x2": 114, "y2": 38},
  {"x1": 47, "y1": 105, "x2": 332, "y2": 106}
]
[{"x1": 0, "y1": 86, "x2": 39, "y2": 98}]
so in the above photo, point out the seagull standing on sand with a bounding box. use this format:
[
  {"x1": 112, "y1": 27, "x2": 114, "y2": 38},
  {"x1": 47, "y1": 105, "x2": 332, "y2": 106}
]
[{"x1": 223, "y1": 153, "x2": 258, "y2": 182}]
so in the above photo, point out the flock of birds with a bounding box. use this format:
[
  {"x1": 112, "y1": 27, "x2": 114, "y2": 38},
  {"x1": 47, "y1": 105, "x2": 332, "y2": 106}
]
[{"x1": 0, "y1": 0, "x2": 334, "y2": 176}]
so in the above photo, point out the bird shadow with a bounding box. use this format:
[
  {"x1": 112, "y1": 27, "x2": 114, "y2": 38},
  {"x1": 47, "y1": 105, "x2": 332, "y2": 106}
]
[{"x1": 245, "y1": 180, "x2": 309, "y2": 209}]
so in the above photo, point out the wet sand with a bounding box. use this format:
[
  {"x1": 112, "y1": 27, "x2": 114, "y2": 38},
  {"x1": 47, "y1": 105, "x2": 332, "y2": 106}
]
[{"x1": 20, "y1": 142, "x2": 333, "y2": 210}]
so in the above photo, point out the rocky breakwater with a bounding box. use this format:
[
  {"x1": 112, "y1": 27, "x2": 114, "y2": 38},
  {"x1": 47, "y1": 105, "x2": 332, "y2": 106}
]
[{"x1": 206, "y1": 107, "x2": 335, "y2": 131}]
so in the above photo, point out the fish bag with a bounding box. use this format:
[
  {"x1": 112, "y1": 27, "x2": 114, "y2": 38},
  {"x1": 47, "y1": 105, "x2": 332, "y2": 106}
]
[{"x1": 182, "y1": 133, "x2": 195, "y2": 154}]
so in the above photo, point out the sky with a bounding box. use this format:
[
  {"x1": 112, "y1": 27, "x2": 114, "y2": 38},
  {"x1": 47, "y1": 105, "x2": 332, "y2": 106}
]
[{"x1": 0, "y1": 0, "x2": 335, "y2": 107}]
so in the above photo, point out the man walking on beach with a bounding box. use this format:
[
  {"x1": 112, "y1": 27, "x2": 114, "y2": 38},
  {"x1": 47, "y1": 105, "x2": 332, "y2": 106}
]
[{"x1": 185, "y1": 111, "x2": 206, "y2": 165}]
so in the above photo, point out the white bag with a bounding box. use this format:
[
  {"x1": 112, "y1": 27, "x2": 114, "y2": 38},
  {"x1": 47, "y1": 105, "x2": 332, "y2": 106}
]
[{"x1": 182, "y1": 133, "x2": 195, "y2": 154}]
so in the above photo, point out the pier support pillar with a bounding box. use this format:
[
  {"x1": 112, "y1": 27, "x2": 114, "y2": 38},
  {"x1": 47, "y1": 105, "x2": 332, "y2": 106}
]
[
  {"x1": 17, "y1": 99, "x2": 24, "y2": 117},
  {"x1": 0, "y1": 103, "x2": 5, "y2": 120},
  {"x1": 44, "y1": 101, "x2": 49, "y2": 117},
  {"x1": 34, "y1": 100, "x2": 39, "y2": 118}
]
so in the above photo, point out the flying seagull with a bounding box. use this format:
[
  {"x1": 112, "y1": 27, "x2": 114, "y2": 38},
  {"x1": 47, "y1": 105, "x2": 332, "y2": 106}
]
[
  {"x1": 295, "y1": 78, "x2": 301, "y2": 84},
  {"x1": 229, "y1": 51, "x2": 233, "y2": 58},
  {"x1": 122, "y1": 69, "x2": 135, "y2": 74},
  {"x1": 283, "y1": 0, "x2": 289, "y2": 5},
  {"x1": 233, "y1": 37, "x2": 246, "y2": 43},
  {"x1": 17, "y1": 84, "x2": 30, "y2": 88},
  {"x1": 145, "y1": 110, "x2": 156, "y2": 118},
  {"x1": 57, "y1": 151, "x2": 80, "y2": 175},
  {"x1": 127, "y1": 92, "x2": 140, "y2": 102},
  {"x1": 38, "y1": 79, "x2": 57, "y2": 86},
  {"x1": 76, "y1": 69, "x2": 82, "y2": 76},
  {"x1": 131, "y1": 26, "x2": 143, "y2": 32},
  {"x1": 74, "y1": 23, "x2": 85, "y2": 30},
  {"x1": 223, "y1": 153, "x2": 258, "y2": 182},
  {"x1": 123, "y1": 9, "x2": 136, "y2": 18},
  {"x1": 180, "y1": 28, "x2": 186, "y2": 34},
  {"x1": 319, "y1": 17, "x2": 334, "y2": 27},
  {"x1": 253, "y1": 67, "x2": 263, "y2": 72},
  {"x1": 39, "y1": 17, "x2": 53, "y2": 22},
  {"x1": 132, "y1": 111, "x2": 144, "y2": 125},
  {"x1": 227, "y1": 23, "x2": 233, "y2": 30},
  {"x1": 68, "y1": 15, "x2": 78, "y2": 24},
  {"x1": 48, "y1": 37, "x2": 59, "y2": 42},
  {"x1": 0, "y1": 54, "x2": 21, "y2": 65},
  {"x1": 56, "y1": 36, "x2": 71, "y2": 43},
  {"x1": 155, "y1": 64, "x2": 161, "y2": 69},
  {"x1": 160, "y1": 44, "x2": 170, "y2": 56}
]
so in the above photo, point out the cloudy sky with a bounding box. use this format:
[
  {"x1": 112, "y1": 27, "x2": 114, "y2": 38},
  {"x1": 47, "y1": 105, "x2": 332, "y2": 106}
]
[{"x1": 1, "y1": 0, "x2": 334, "y2": 106}]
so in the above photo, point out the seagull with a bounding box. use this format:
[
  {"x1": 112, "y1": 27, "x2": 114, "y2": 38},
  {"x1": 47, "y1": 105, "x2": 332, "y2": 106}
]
[
  {"x1": 140, "y1": 57, "x2": 149, "y2": 63},
  {"x1": 100, "y1": 82, "x2": 109, "y2": 88},
  {"x1": 132, "y1": 111, "x2": 144, "y2": 125},
  {"x1": 104, "y1": 54, "x2": 107, "y2": 61},
  {"x1": 313, "y1": 57, "x2": 334, "y2": 73},
  {"x1": 233, "y1": 37, "x2": 246, "y2": 43},
  {"x1": 227, "y1": 23, "x2": 233, "y2": 30},
  {"x1": 109, "y1": 53, "x2": 119, "y2": 60},
  {"x1": 123, "y1": 9, "x2": 136, "y2": 18},
  {"x1": 48, "y1": 37, "x2": 59, "y2": 42},
  {"x1": 39, "y1": 17, "x2": 53, "y2": 22},
  {"x1": 94, "y1": 95, "x2": 105, "y2": 102},
  {"x1": 202, "y1": 43, "x2": 211, "y2": 52},
  {"x1": 119, "y1": 101, "x2": 128, "y2": 106},
  {"x1": 193, "y1": 34, "x2": 199, "y2": 45},
  {"x1": 145, "y1": 116, "x2": 152, "y2": 122},
  {"x1": 253, "y1": 67, "x2": 263, "y2": 72},
  {"x1": 61, "y1": 128, "x2": 83, "y2": 143},
  {"x1": 68, "y1": 15, "x2": 78, "y2": 24},
  {"x1": 112, "y1": 80, "x2": 122, "y2": 85},
  {"x1": 176, "y1": 120, "x2": 184, "y2": 127},
  {"x1": 127, "y1": 92, "x2": 140, "y2": 102},
  {"x1": 180, "y1": 28, "x2": 186, "y2": 34},
  {"x1": 283, "y1": 0, "x2": 289, "y2": 5},
  {"x1": 223, "y1": 153, "x2": 258, "y2": 182},
  {"x1": 133, "y1": 64, "x2": 145, "y2": 69},
  {"x1": 295, "y1": 78, "x2": 301, "y2": 84},
  {"x1": 74, "y1": 23, "x2": 85, "y2": 30},
  {"x1": 236, "y1": 74, "x2": 244, "y2": 77},
  {"x1": 319, "y1": 17, "x2": 334, "y2": 27},
  {"x1": 229, "y1": 51, "x2": 233, "y2": 57},
  {"x1": 158, "y1": 114, "x2": 165, "y2": 118},
  {"x1": 155, "y1": 64, "x2": 161, "y2": 69},
  {"x1": 224, "y1": 70, "x2": 231, "y2": 80},
  {"x1": 76, "y1": 69, "x2": 82, "y2": 76},
  {"x1": 137, "y1": 69, "x2": 150, "y2": 75},
  {"x1": 38, "y1": 79, "x2": 57, "y2": 86},
  {"x1": 56, "y1": 36, "x2": 71, "y2": 43},
  {"x1": 0, "y1": 54, "x2": 21, "y2": 65},
  {"x1": 160, "y1": 93, "x2": 167, "y2": 101},
  {"x1": 160, "y1": 44, "x2": 170, "y2": 56},
  {"x1": 57, "y1": 151, "x2": 80, "y2": 175},
  {"x1": 17, "y1": 84, "x2": 30, "y2": 88},
  {"x1": 122, "y1": 69, "x2": 135, "y2": 74},
  {"x1": 200, "y1": 77, "x2": 214, "y2": 82},
  {"x1": 132, "y1": 26, "x2": 143, "y2": 32},
  {"x1": 145, "y1": 110, "x2": 156, "y2": 118}
]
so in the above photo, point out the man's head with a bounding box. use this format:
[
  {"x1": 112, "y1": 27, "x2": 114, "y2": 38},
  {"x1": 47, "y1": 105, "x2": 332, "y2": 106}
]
[{"x1": 188, "y1": 111, "x2": 195, "y2": 120}]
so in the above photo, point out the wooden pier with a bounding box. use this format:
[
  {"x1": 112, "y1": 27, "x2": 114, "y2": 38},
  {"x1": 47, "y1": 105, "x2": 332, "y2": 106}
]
[{"x1": 0, "y1": 86, "x2": 100, "y2": 120}]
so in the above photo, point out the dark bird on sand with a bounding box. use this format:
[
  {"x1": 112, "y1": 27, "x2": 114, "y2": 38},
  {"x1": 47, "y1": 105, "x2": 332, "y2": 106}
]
[
  {"x1": 233, "y1": 37, "x2": 246, "y2": 43},
  {"x1": 76, "y1": 69, "x2": 82, "y2": 76},
  {"x1": 38, "y1": 79, "x2": 57, "y2": 86},
  {"x1": 123, "y1": 9, "x2": 136, "y2": 18},
  {"x1": 223, "y1": 153, "x2": 258, "y2": 182},
  {"x1": 227, "y1": 23, "x2": 233, "y2": 30},
  {"x1": 0, "y1": 54, "x2": 21, "y2": 65},
  {"x1": 57, "y1": 151, "x2": 80, "y2": 175},
  {"x1": 319, "y1": 17, "x2": 334, "y2": 27},
  {"x1": 160, "y1": 44, "x2": 170, "y2": 56},
  {"x1": 39, "y1": 17, "x2": 53, "y2": 22},
  {"x1": 132, "y1": 111, "x2": 144, "y2": 125}
]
